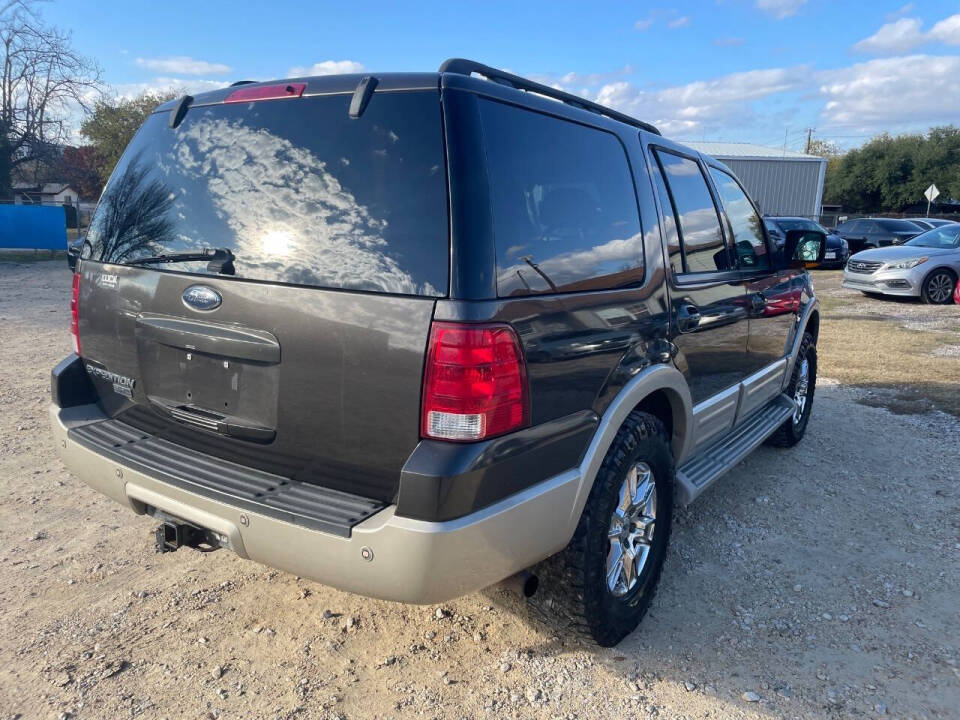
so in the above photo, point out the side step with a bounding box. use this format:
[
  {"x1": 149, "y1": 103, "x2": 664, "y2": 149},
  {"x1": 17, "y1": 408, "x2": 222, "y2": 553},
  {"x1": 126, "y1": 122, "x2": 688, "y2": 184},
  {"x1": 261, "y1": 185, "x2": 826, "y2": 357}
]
[{"x1": 676, "y1": 393, "x2": 796, "y2": 504}]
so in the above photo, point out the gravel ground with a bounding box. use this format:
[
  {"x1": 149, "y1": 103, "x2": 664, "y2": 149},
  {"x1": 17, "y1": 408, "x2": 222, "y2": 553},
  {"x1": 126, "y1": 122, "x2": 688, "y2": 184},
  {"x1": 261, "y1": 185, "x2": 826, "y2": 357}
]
[
  {"x1": 1, "y1": 262, "x2": 959, "y2": 720},
  {"x1": 815, "y1": 271, "x2": 960, "y2": 334}
]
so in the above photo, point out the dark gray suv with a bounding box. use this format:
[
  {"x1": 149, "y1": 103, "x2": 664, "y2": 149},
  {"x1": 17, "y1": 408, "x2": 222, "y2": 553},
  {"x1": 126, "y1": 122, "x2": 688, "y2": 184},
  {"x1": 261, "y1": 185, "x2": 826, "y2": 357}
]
[{"x1": 50, "y1": 59, "x2": 824, "y2": 646}]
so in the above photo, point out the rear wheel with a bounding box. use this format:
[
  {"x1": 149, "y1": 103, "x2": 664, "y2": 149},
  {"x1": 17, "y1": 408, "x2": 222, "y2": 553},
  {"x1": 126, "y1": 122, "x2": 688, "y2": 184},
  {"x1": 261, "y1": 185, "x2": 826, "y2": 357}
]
[
  {"x1": 921, "y1": 269, "x2": 956, "y2": 304},
  {"x1": 535, "y1": 412, "x2": 674, "y2": 646},
  {"x1": 767, "y1": 332, "x2": 816, "y2": 448}
]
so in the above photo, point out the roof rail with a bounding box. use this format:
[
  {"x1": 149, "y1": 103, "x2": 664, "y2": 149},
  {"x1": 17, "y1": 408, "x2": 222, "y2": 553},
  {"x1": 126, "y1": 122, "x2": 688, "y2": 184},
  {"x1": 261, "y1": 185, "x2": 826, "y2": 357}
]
[{"x1": 438, "y1": 58, "x2": 660, "y2": 136}]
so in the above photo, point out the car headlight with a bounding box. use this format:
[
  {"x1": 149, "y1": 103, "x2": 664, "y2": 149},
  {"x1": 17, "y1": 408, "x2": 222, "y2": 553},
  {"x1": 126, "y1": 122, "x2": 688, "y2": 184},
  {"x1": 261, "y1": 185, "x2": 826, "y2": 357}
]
[{"x1": 888, "y1": 257, "x2": 928, "y2": 269}]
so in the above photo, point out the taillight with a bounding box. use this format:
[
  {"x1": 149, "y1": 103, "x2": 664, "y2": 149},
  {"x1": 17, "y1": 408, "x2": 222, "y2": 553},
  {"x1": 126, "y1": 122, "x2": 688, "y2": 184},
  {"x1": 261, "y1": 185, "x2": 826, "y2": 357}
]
[
  {"x1": 70, "y1": 272, "x2": 81, "y2": 356},
  {"x1": 421, "y1": 322, "x2": 529, "y2": 442}
]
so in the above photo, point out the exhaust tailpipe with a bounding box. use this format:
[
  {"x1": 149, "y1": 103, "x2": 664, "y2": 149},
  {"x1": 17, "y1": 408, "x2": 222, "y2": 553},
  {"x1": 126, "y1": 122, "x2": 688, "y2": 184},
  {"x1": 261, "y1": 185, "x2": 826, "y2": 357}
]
[{"x1": 504, "y1": 570, "x2": 540, "y2": 598}]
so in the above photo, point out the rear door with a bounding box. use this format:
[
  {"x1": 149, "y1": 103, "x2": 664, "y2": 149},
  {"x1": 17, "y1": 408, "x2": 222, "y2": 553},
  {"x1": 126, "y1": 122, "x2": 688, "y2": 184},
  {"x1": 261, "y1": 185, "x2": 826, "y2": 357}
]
[
  {"x1": 647, "y1": 145, "x2": 750, "y2": 450},
  {"x1": 77, "y1": 88, "x2": 449, "y2": 503}
]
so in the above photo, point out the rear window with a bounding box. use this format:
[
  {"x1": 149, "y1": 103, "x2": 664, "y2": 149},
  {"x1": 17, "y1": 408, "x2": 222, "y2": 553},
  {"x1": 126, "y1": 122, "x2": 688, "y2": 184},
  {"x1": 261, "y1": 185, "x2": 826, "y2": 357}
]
[
  {"x1": 478, "y1": 99, "x2": 643, "y2": 297},
  {"x1": 85, "y1": 91, "x2": 448, "y2": 296},
  {"x1": 773, "y1": 219, "x2": 820, "y2": 232},
  {"x1": 878, "y1": 219, "x2": 923, "y2": 232}
]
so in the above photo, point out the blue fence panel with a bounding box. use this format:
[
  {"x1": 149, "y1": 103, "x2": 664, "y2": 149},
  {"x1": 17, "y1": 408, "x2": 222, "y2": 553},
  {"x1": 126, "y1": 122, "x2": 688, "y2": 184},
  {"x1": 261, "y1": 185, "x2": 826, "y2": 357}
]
[{"x1": 0, "y1": 204, "x2": 67, "y2": 250}]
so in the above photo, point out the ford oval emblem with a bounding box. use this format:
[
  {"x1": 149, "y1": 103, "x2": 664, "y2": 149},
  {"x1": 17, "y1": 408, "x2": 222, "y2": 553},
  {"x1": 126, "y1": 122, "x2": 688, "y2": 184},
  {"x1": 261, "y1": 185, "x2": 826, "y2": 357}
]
[{"x1": 182, "y1": 285, "x2": 222, "y2": 312}]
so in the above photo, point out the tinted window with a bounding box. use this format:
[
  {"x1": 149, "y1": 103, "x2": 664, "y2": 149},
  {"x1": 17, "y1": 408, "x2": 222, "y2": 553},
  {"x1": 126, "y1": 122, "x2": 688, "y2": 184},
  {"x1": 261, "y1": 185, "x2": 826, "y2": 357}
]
[
  {"x1": 85, "y1": 92, "x2": 448, "y2": 296},
  {"x1": 709, "y1": 168, "x2": 770, "y2": 271},
  {"x1": 838, "y1": 220, "x2": 862, "y2": 233},
  {"x1": 773, "y1": 218, "x2": 822, "y2": 233},
  {"x1": 651, "y1": 165, "x2": 683, "y2": 274},
  {"x1": 655, "y1": 150, "x2": 729, "y2": 273},
  {"x1": 479, "y1": 99, "x2": 643, "y2": 296},
  {"x1": 878, "y1": 218, "x2": 924, "y2": 232}
]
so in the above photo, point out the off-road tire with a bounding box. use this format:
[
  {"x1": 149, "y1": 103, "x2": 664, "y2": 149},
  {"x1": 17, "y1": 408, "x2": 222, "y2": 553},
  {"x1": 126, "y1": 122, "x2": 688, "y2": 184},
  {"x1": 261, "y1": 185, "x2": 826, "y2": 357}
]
[
  {"x1": 920, "y1": 268, "x2": 956, "y2": 305},
  {"x1": 531, "y1": 411, "x2": 674, "y2": 647},
  {"x1": 767, "y1": 332, "x2": 816, "y2": 447}
]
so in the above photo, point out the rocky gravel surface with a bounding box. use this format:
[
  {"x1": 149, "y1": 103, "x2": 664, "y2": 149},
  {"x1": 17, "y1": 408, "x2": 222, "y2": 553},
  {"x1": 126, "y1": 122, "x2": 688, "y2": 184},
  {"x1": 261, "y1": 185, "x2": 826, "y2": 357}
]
[{"x1": 1, "y1": 262, "x2": 958, "y2": 719}]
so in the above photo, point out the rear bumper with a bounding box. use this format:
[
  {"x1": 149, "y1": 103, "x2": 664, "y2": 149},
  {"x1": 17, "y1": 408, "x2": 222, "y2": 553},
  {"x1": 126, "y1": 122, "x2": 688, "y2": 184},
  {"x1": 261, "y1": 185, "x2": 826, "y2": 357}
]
[{"x1": 51, "y1": 401, "x2": 580, "y2": 603}]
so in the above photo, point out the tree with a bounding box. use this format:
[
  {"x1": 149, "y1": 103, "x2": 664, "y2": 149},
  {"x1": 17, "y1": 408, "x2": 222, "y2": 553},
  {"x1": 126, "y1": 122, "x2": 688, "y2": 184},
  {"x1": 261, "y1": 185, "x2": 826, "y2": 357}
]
[
  {"x1": 1, "y1": 0, "x2": 103, "y2": 196},
  {"x1": 80, "y1": 91, "x2": 177, "y2": 186},
  {"x1": 823, "y1": 126, "x2": 960, "y2": 213},
  {"x1": 805, "y1": 138, "x2": 841, "y2": 159},
  {"x1": 57, "y1": 144, "x2": 100, "y2": 198}
]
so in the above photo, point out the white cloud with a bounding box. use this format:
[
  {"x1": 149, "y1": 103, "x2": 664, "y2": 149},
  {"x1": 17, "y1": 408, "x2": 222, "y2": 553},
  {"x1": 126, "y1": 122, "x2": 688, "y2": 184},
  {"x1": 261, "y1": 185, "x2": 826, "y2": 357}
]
[
  {"x1": 887, "y1": 3, "x2": 915, "y2": 21},
  {"x1": 135, "y1": 56, "x2": 231, "y2": 75},
  {"x1": 754, "y1": 0, "x2": 806, "y2": 20},
  {"x1": 929, "y1": 14, "x2": 960, "y2": 45},
  {"x1": 668, "y1": 16, "x2": 691, "y2": 29},
  {"x1": 714, "y1": 36, "x2": 745, "y2": 47},
  {"x1": 818, "y1": 54, "x2": 960, "y2": 127},
  {"x1": 853, "y1": 17, "x2": 925, "y2": 53},
  {"x1": 583, "y1": 65, "x2": 806, "y2": 135},
  {"x1": 854, "y1": 12, "x2": 960, "y2": 53},
  {"x1": 111, "y1": 78, "x2": 228, "y2": 100},
  {"x1": 634, "y1": 17, "x2": 654, "y2": 31},
  {"x1": 287, "y1": 60, "x2": 365, "y2": 77}
]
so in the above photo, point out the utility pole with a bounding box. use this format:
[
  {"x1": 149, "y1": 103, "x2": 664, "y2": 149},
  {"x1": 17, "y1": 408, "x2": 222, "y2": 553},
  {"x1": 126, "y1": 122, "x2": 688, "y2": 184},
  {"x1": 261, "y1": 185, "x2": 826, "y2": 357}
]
[{"x1": 805, "y1": 128, "x2": 814, "y2": 154}]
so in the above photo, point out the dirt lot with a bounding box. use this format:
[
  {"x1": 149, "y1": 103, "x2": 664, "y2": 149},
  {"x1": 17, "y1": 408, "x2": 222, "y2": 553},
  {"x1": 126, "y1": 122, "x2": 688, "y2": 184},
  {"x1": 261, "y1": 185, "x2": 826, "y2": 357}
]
[{"x1": 1, "y1": 262, "x2": 958, "y2": 720}]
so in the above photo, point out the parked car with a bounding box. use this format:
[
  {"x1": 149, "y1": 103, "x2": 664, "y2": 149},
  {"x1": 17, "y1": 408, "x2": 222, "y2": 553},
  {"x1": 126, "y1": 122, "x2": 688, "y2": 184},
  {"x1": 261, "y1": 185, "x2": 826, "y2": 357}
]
[
  {"x1": 835, "y1": 217, "x2": 923, "y2": 252},
  {"x1": 50, "y1": 58, "x2": 825, "y2": 647},
  {"x1": 766, "y1": 217, "x2": 848, "y2": 268},
  {"x1": 907, "y1": 218, "x2": 957, "y2": 231},
  {"x1": 842, "y1": 224, "x2": 960, "y2": 303}
]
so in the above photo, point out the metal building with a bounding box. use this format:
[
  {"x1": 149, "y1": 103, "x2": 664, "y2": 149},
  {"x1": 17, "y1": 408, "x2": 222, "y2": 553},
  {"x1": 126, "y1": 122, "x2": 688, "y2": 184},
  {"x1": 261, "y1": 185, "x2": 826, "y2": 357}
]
[{"x1": 685, "y1": 141, "x2": 827, "y2": 219}]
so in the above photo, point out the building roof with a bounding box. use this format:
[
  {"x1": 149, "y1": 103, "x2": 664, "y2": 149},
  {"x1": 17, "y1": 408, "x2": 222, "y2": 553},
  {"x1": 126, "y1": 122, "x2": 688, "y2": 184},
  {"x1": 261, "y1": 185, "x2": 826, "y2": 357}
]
[{"x1": 684, "y1": 141, "x2": 824, "y2": 162}]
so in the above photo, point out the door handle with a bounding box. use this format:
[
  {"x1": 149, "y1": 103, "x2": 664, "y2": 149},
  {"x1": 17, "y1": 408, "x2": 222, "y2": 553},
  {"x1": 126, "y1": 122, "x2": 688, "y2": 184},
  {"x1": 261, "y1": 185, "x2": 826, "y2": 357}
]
[{"x1": 677, "y1": 304, "x2": 701, "y2": 331}]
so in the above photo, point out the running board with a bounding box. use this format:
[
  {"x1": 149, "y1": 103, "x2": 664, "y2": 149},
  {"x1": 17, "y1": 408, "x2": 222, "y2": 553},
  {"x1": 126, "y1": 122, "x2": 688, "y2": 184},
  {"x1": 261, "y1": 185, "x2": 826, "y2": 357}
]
[{"x1": 676, "y1": 394, "x2": 796, "y2": 504}]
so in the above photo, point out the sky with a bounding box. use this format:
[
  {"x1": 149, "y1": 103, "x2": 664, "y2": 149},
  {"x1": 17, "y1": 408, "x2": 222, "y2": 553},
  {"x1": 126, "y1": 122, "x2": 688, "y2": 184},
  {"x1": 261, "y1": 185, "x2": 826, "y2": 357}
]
[{"x1": 42, "y1": 0, "x2": 960, "y2": 153}]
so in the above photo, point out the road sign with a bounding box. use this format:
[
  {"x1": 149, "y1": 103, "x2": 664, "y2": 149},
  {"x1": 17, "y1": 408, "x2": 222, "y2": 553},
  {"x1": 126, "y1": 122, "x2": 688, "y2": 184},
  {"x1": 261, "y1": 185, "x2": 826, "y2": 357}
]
[{"x1": 924, "y1": 183, "x2": 940, "y2": 216}]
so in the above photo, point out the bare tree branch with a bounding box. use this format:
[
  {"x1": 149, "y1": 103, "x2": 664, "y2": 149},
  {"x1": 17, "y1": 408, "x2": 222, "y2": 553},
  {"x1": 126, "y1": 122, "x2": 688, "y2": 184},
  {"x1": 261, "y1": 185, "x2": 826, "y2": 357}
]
[{"x1": 1, "y1": 0, "x2": 103, "y2": 192}]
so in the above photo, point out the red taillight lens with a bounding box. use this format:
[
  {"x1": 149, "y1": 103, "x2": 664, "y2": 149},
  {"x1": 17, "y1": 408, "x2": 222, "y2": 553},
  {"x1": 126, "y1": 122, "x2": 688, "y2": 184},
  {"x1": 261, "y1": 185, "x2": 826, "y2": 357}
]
[
  {"x1": 224, "y1": 83, "x2": 306, "y2": 104},
  {"x1": 421, "y1": 322, "x2": 529, "y2": 442},
  {"x1": 70, "y1": 272, "x2": 81, "y2": 356}
]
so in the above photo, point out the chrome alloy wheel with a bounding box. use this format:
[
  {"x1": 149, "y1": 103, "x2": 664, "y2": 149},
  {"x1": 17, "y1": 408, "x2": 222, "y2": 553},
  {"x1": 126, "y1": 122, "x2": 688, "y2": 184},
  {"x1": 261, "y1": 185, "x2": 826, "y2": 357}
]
[
  {"x1": 606, "y1": 462, "x2": 657, "y2": 597},
  {"x1": 793, "y1": 357, "x2": 810, "y2": 425},
  {"x1": 926, "y1": 272, "x2": 953, "y2": 303}
]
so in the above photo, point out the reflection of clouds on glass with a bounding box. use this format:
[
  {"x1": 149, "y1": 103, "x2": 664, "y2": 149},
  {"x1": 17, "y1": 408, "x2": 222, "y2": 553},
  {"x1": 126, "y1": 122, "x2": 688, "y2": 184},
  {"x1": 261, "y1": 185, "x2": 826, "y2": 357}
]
[
  {"x1": 677, "y1": 206, "x2": 723, "y2": 250},
  {"x1": 169, "y1": 116, "x2": 437, "y2": 296},
  {"x1": 497, "y1": 232, "x2": 643, "y2": 290}
]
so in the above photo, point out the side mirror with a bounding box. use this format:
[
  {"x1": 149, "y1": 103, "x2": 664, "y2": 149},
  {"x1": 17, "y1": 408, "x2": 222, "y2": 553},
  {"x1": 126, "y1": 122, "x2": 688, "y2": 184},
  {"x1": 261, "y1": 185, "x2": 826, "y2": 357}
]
[
  {"x1": 67, "y1": 237, "x2": 83, "y2": 272},
  {"x1": 777, "y1": 229, "x2": 826, "y2": 270}
]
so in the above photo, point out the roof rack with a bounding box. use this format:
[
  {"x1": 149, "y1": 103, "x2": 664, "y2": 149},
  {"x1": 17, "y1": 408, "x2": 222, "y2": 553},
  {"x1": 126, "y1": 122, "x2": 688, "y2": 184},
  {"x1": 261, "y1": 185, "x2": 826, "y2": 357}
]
[{"x1": 438, "y1": 58, "x2": 660, "y2": 136}]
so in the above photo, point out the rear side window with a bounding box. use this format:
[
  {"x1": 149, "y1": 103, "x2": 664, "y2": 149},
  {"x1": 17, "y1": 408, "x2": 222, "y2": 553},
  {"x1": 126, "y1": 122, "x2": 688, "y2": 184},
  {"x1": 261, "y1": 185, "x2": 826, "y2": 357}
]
[
  {"x1": 85, "y1": 91, "x2": 448, "y2": 296},
  {"x1": 478, "y1": 99, "x2": 643, "y2": 297},
  {"x1": 708, "y1": 168, "x2": 770, "y2": 271},
  {"x1": 653, "y1": 150, "x2": 730, "y2": 274},
  {"x1": 878, "y1": 218, "x2": 923, "y2": 232}
]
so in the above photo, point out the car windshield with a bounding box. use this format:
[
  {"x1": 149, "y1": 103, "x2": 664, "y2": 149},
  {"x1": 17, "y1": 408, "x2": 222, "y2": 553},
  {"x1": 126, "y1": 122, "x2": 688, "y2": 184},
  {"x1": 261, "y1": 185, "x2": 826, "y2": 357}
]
[
  {"x1": 878, "y1": 219, "x2": 924, "y2": 232},
  {"x1": 904, "y1": 225, "x2": 960, "y2": 249}
]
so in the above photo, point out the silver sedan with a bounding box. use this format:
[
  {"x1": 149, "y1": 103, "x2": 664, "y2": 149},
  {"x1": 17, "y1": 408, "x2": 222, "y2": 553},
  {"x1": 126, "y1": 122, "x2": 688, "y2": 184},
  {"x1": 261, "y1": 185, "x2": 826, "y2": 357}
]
[{"x1": 842, "y1": 224, "x2": 960, "y2": 304}]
